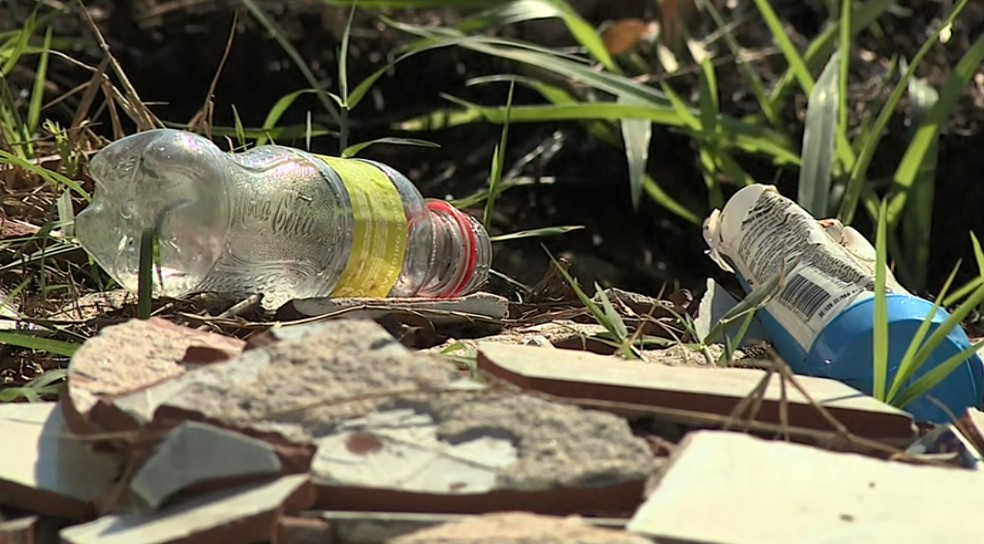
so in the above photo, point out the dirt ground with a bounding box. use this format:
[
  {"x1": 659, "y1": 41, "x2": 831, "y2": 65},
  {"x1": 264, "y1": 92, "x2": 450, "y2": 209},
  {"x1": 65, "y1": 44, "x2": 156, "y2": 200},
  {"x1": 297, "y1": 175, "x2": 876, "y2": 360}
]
[{"x1": 3, "y1": 0, "x2": 984, "y2": 307}]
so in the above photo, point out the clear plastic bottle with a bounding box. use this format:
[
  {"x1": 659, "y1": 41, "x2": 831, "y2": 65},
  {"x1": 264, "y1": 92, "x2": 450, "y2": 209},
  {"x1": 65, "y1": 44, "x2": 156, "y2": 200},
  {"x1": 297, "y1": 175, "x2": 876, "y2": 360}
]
[{"x1": 75, "y1": 129, "x2": 492, "y2": 306}]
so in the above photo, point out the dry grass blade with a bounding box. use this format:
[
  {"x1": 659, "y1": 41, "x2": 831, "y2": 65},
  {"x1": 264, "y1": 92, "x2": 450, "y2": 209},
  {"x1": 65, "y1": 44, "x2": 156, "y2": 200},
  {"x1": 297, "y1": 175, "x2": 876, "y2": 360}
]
[
  {"x1": 78, "y1": 0, "x2": 161, "y2": 130},
  {"x1": 188, "y1": 10, "x2": 240, "y2": 138}
]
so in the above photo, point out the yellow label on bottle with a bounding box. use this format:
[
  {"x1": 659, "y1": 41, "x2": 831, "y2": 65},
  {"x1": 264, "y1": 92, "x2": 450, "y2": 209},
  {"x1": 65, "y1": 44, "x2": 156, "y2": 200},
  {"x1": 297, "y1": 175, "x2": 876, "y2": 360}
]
[{"x1": 316, "y1": 156, "x2": 408, "y2": 297}]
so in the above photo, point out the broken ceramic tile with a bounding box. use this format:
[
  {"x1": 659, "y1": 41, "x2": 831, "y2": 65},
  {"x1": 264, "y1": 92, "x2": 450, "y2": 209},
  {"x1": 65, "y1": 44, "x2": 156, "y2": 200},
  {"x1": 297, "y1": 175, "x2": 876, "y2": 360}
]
[
  {"x1": 129, "y1": 421, "x2": 284, "y2": 511},
  {"x1": 391, "y1": 512, "x2": 650, "y2": 544},
  {"x1": 64, "y1": 317, "x2": 245, "y2": 434},
  {"x1": 627, "y1": 430, "x2": 984, "y2": 543},
  {"x1": 0, "y1": 402, "x2": 121, "y2": 521},
  {"x1": 60, "y1": 474, "x2": 312, "y2": 544},
  {"x1": 310, "y1": 390, "x2": 657, "y2": 516},
  {"x1": 477, "y1": 342, "x2": 916, "y2": 442},
  {"x1": 288, "y1": 292, "x2": 509, "y2": 322}
]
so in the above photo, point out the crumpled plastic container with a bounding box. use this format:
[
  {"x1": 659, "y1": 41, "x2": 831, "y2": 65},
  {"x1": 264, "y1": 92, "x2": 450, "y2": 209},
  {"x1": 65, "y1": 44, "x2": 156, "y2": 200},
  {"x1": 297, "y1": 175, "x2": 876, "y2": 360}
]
[{"x1": 703, "y1": 184, "x2": 983, "y2": 423}]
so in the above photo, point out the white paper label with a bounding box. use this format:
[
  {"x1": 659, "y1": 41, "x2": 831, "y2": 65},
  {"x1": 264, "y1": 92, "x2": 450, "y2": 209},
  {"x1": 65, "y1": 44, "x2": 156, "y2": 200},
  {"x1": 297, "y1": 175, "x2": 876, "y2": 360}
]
[{"x1": 717, "y1": 188, "x2": 892, "y2": 351}]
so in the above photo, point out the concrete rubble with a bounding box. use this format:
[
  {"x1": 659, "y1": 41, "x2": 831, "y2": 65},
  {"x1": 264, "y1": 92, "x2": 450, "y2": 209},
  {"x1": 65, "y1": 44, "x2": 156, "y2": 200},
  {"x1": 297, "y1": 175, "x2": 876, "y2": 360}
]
[
  {"x1": 3, "y1": 304, "x2": 984, "y2": 544},
  {"x1": 628, "y1": 431, "x2": 984, "y2": 543},
  {"x1": 391, "y1": 512, "x2": 651, "y2": 544},
  {"x1": 477, "y1": 342, "x2": 916, "y2": 442}
]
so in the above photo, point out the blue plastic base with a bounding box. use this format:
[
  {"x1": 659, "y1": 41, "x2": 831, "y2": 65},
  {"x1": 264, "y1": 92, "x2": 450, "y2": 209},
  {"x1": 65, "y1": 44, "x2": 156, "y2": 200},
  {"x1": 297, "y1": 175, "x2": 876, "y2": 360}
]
[
  {"x1": 728, "y1": 265, "x2": 983, "y2": 422},
  {"x1": 805, "y1": 295, "x2": 984, "y2": 423}
]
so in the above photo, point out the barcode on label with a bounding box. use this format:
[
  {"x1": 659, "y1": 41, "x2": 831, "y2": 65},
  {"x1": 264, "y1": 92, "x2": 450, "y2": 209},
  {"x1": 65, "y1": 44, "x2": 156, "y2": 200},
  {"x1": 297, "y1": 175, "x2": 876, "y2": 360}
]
[{"x1": 778, "y1": 274, "x2": 833, "y2": 320}]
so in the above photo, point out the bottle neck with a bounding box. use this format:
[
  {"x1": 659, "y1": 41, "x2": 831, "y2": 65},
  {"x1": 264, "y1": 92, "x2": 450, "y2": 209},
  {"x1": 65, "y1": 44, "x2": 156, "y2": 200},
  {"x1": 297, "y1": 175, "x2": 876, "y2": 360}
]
[{"x1": 417, "y1": 200, "x2": 491, "y2": 298}]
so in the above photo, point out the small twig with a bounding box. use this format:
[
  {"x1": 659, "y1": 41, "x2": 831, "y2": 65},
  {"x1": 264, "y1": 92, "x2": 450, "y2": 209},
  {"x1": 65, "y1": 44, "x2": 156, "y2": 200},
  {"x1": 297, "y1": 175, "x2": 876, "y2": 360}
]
[
  {"x1": 188, "y1": 10, "x2": 239, "y2": 138},
  {"x1": 194, "y1": 294, "x2": 261, "y2": 332}
]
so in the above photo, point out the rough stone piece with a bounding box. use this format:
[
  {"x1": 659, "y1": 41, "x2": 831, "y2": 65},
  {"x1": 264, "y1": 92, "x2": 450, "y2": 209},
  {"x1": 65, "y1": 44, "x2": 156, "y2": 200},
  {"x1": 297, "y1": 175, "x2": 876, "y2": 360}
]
[
  {"x1": 627, "y1": 430, "x2": 984, "y2": 543},
  {"x1": 311, "y1": 390, "x2": 657, "y2": 515},
  {"x1": 66, "y1": 317, "x2": 245, "y2": 429},
  {"x1": 478, "y1": 342, "x2": 916, "y2": 441},
  {"x1": 0, "y1": 403, "x2": 121, "y2": 521},
  {"x1": 60, "y1": 475, "x2": 312, "y2": 544},
  {"x1": 390, "y1": 512, "x2": 651, "y2": 544},
  {"x1": 130, "y1": 421, "x2": 283, "y2": 510},
  {"x1": 78, "y1": 319, "x2": 460, "y2": 445}
]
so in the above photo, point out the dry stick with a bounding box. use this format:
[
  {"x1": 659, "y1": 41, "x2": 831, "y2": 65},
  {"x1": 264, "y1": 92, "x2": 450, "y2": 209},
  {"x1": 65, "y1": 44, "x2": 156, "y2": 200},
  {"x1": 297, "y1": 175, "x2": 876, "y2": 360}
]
[
  {"x1": 101, "y1": 80, "x2": 123, "y2": 140},
  {"x1": 723, "y1": 363, "x2": 774, "y2": 433},
  {"x1": 778, "y1": 353, "x2": 791, "y2": 442},
  {"x1": 189, "y1": 10, "x2": 239, "y2": 138},
  {"x1": 69, "y1": 57, "x2": 109, "y2": 147},
  {"x1": 78, "y1": 0, "x2": 161, "y2": 130},
  {"x1": 193, "y1": 293, "x2": 262, "y2": 332}
]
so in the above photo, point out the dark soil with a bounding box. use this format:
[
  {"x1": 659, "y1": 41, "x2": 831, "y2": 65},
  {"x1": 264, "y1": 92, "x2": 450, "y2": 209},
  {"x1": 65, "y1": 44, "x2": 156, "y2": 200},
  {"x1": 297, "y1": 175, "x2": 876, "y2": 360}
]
[{"x1": 4, "y1": 0, "x2": 984, "y2": 298}]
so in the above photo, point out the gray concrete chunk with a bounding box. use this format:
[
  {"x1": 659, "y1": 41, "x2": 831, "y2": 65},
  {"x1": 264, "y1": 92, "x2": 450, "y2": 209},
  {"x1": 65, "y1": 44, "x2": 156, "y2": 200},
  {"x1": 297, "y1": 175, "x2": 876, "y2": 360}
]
[{"x1": 310, "y1": 389, "x2": 657, "y2": 514}]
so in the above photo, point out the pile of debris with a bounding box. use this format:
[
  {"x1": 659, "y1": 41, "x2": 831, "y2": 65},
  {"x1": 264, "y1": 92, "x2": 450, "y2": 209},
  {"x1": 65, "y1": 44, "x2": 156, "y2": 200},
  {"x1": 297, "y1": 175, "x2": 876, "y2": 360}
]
[{"x1": 3, "y1": 293, "x2": 984, "y2": 543}]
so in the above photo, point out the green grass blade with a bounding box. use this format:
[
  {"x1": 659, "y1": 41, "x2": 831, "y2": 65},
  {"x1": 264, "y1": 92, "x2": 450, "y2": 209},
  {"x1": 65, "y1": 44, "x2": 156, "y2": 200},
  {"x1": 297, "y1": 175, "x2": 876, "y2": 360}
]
[
  {"x1": 26, "y1": 25, "x2": 52, "y2": 135},
  {"x1": 339, "y1": 1, "x2": 355, "y2": 105},
  {"x1": 798, "y1": 51, "x2": 839, "y2": 217},
  {"x1": 389, "y1": 29, "x2": 666, "y2": 104},
  {"x1": 230, "y1": 104, "x2": 247, "y2": 148},
  {"x1": 483, "y1": 81, "x2": 514, "y2": 228},
  {"x1": 837, "y1": 0, "x2": 851, "y2": 132},
  {"x1": 0, "y1": 150, "x2": 89, "y2": 200},
  {"x1": 341, "y1": 137, "x2": 440, "y2": 158},
  {"x1": 256, "y1": 89, "x2": 318, "y2": 146},
  {"x1": 642, "y1": 175, "x2": 701, "y2": 225},
  {"x1": 0, "y1": 11, "x2": 35, "y2": 76},
  {"x1": 698, "y1": 58, "x2": 718, "y2": 133},
  {"x1": 872, "y1": 199, "x2": 889, "y2": 401},
  {"x1": 894, "y1": 338, "x2": 984, "y2": 410},
  {"x1": 838, "y1": 0, "x2": 969, "y2": 225},
  {"x1": 887, "y1": 25, "x2": 984, "y2": 225},
  {"x1": 943, "y1": 277, "x2": 982, "y2": 308},
  {"x1": 0, "y1": 331, "x2": 78, "y2": 357},
  {"x1": 770, "y1": 0, "x2": 896, "y2": 108},
  {"x1": 239, "y1": 0, "x2": 341, "y2": 124},
  {"x1": 971, "y1": 231, "x2": 984, "y2": 275},
  {"x1": 490, "y1": 225, "x2": 584, "y2": 242},
  {"x1": 887, "y1": 261, "x2": 961, "y2": 402},
  {"x1": 898, "y1": 282, "x2": 984, "y2": 399},
  {"x1": 751, "y1": 0, "x2": 814, "y2": 93},
  {"x1": 440, "y1": 98, "x2": 800, "y2": 166},
  {"x1": 596, "y1": 282, "x2": 628, "y2": 339},
  {"x1": 699, "y1": 0, "x2": 780, "y2": 126},
  {"x1": 543, "y1": 0, "x2": 615, "y2": 71},
  {"x1": 901, "y1": 74, "x2": 939, "y2": 291},
  {"x1": 703, "y1": 256, "x2": 793, "y2": 345},
  {"x1": 137, "y1": 228, "x2": 155, "y2": 320},
  {"x1": 618, "y1": 94, "x2": 651, "y2": 210}
]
